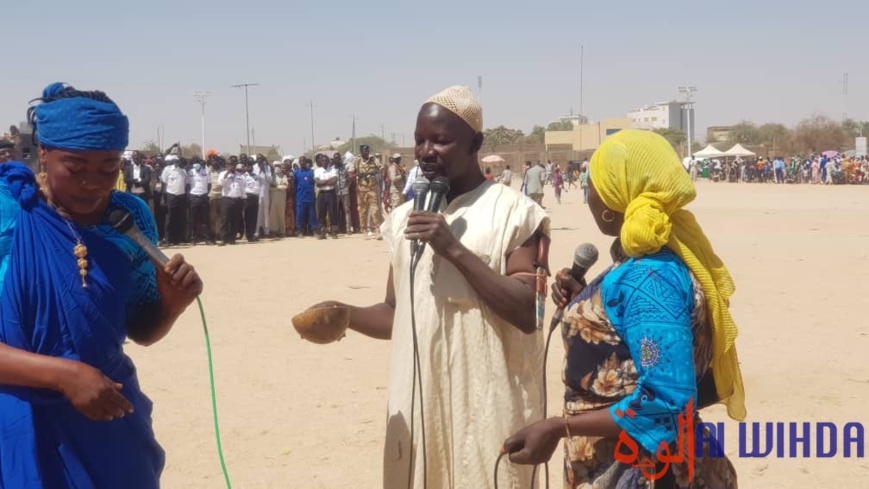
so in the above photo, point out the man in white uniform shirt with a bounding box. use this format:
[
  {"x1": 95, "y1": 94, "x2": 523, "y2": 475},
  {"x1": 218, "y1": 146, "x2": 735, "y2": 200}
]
[
  {"x1": 207, "y1": 155, "x2": 224, "y2": 242},
  {"x1": 252, "y1": 156, "x2": 273, "y2": 238},
  {"x1": 188, "y1": 159, "x2": 211, "y2": 244},
  {"x1": 160, "y1": 155, "x2": 190, "y2": 245},
  {"x1": 333, "y1": 152, "x2": 353, "y2": 234},
  {"x1": 218, "y1": 163, "x2": 246, "y2": 245},
  {"x1": 314, "y1": 153, "x2": 339, "y2": 239},
  {"x1": 402, "y1": 159, "x2": 421, "y2": 200},
  {"x1": 242, "y1": 162, "x2": 263, "y2": 242}
]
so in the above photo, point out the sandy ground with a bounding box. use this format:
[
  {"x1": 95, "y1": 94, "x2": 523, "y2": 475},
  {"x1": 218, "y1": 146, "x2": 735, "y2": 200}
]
[{"x1": 127, "y1": 181, "x2": 869, "y2": 488}]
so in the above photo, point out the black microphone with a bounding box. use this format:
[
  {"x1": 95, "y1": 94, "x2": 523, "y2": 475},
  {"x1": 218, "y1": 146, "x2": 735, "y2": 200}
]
[
  {"x1": 549, "y1": 243, "x2": 599, "y2": 332},
  {"x1": 412, "y1": 176, "x2": 450, "y2": 262},
  {"x1": 425, "y1": 176, "x2": 450, "y2": 214},
  {"x1": 106, "y1": 208, "x2": 170, "y2": 267},
  {"x1": 410, "y1": 178, "x2": 431, "y2": 258},
  {"x1": 569, "y1": 242, "x2": 599, "y2": 284}
]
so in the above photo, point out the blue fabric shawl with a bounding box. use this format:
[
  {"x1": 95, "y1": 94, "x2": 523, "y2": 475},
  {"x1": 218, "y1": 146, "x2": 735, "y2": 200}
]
[{"x1": 0, "y1": 162, "x2": 163, "y2": 488}]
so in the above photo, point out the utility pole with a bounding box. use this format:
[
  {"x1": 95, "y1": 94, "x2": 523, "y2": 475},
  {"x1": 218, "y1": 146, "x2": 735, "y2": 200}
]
[
  {"x1": 579, "y1": 46, "x2": 584, "y2": 120},
  {"x1": 352, "y1": 115, "x2": 357, "y2": 153},
  {"x1": 841, "y1": 72, "x2": 849, "y2": 121},
  {"x1": 381, "y1": 124, "x2": 385, "y2": 141},
  {"x1": 478, "y1": 75, "x2": 483, "y2": 104},
  {"x1": 230, "y1": 83, "x2": 259, "y2": 155},
  {"x1": 678, "y1": 86, "x2": 698, "y2": 158},
  {"x1": 193, "y1": 91, "x2": 211, "y2": 159},
  {"x1": 308, "y1": 101, "x2": 316, "y2": 153},
  {"x1": 579, "y1": 45, "x2": 584, "y2": 154}
]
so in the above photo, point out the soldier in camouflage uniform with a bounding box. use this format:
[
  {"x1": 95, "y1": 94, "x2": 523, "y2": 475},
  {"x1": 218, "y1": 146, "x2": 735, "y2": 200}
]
[
  {"x1": 386, "y1": 154, "x2": 405, "y2": 211},
  {"x1": 351, "y1": 144, "x2": 383, "y2": 238}
]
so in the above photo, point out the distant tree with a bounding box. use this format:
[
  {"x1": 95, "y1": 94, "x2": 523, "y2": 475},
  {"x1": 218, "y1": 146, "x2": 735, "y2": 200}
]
[
  {"x1": 842, "y1": 119, "x2": 869, "y2": 138},
  {"x1": 757, "y1": 122, "x2": 793, "y2": 155},
  {"x1": 792, "y1": 115, "x2": 849, "y2": 154},
  {"x1": 335, "y1": 135, "x2": 392, "y2": 157},
  {"x1": 483, "y1": 126, "x2": 525, "y2": 147},
  {"x1": 140, "y1": 140, "x2": 161, "y2": 154},
  {"x1": 523, "y1": 125, "x2": 546, "y2": 144},
  {"x1": 727, "y1": 121, "x2": 762, "y2": 145},
  {"x1": 181, "y1": 143, "x2": 203, "y2": 159},
  {"x1": 546, "y1": 120, "x2": 574, "y2": 131},
  {"x1": 652, "y1": 128, "x2": 687, "y2": 148},
  {"x1": 481, "y1": 126, "x2": 525, "y2": 154}
]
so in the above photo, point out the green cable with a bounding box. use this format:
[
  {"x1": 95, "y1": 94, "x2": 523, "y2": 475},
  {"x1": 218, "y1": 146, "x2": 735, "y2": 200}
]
[{"x1": 196, "y1": 296, "x2": 232, "y2": 489}]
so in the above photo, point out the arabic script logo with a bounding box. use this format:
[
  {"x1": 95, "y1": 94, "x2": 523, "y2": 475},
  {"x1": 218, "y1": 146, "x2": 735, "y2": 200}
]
[{"x1": 613, "y1": 397, "x2": 696, "y2": 483}]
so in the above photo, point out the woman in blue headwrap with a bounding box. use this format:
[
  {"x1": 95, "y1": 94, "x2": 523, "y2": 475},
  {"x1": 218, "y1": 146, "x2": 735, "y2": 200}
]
[{"x1": 0, "y1": 83, "x2": 203, "y2": 488}]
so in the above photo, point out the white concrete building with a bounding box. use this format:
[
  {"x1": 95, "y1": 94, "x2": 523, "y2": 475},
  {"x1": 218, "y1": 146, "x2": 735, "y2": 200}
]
[{"x1": 626, "y1": 101, "x2": 694, "y2": 141}]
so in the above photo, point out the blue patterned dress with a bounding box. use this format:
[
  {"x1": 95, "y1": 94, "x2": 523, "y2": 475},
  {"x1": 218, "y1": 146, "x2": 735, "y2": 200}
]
[
  {"x1": 561, "y1": 240, "x2": 736, "y2": 488},
  {"x1": 0, "y1": 162, "x2": 165, "y2": 488}
]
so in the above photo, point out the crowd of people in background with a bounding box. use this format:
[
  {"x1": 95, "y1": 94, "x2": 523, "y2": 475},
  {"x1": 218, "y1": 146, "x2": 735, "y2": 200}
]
[
  {"x1": 5, "y1": 125, "x2": 597, "y2": 248},
  {"x1": 688, "y1": 154, "x2": 869, "y2": 185},
  {"x1": 109, "y1": 143, "x2": 587, "y2": 248},
  {"x1": 4, "y1": 124, "x2": 866, "y2": 250},
  {"x1": 513, "y1": 159, "x2": 590, "y2": 208},
  {"x1": 104, "y1": 143, "x2": 424, "y2": 246}
]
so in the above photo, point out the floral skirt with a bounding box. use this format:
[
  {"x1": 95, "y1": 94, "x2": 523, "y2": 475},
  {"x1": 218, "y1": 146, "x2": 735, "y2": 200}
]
[{"x1": 564, "y1": 424, "x2": 737, "y2": 489}]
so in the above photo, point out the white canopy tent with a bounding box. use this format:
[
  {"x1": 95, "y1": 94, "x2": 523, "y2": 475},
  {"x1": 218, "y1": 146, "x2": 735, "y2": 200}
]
[
  {"x1": 692, "y1": 145, "x2": 726, "y2": 159},
  {"x1": 724, "y1": 144, "x2": 756, "y2": 157}
]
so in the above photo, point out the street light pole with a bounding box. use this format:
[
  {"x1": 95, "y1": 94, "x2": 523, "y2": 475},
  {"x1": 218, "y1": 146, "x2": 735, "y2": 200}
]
[
  {"x1": 351, "y1": 115, "x2": 357, "y2": 153},
  {"x1": 193, "y1": 91, "x2": 211, "y2": 159},
  {"x1": 307, "y1": 101, "x2": 316, "y2": 154},
  {"x1": 678, "y1": 86, "x2": 697, "y2": 158},
  {"x1": 231, "y1": 83, "x2": 259, "y2": 155},
  {"x1": 579, "y1": 45, "x2": 584, "y2": 154}
]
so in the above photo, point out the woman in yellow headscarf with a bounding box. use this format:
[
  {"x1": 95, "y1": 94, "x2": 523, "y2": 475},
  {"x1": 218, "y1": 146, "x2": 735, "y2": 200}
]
[{"x1": 503, "y1": 130, "x2": 744, "y2": 488}]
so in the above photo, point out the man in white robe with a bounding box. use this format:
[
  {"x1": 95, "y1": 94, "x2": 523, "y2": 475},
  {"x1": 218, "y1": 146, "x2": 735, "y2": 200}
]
[
  {"x1": 253, "y1": 156, "x2": 273, "y2": 237},
  {"x1": 308, "y1": 86, "x2": 550, "y2": 488}
]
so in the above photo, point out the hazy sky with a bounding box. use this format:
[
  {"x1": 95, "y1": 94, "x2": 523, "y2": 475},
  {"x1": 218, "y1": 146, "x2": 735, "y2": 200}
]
[{"x1": 4, "y1": 0, "x2": 867, "y2": 155}]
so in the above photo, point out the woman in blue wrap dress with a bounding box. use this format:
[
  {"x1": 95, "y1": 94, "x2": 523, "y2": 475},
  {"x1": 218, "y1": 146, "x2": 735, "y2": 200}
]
[{"x1": 0, "y1": 83, "x2": 203, "y2": 488}]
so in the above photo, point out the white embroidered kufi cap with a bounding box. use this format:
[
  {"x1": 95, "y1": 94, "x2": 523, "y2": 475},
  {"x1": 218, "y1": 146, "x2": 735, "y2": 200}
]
[{"x1": 424, "y1": 85, "x2": 483, "y2": 133}]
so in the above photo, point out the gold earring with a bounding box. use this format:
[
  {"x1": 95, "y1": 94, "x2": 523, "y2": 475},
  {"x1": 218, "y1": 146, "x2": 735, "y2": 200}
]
[{"x1": 601, "y1": 209, "x2": 615, "y2": 223}]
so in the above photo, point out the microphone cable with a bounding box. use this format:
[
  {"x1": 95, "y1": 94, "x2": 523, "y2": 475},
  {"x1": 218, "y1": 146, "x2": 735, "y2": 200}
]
[
  {"x1": 496, "y1": 286, "x2": 563, "y2": 489},
  {"x1": 407, "y1": 249, "x2": 428, "y2": 489},
  {"x1": 497, "y1": 244, "x2": 598, "y2": 488},
  {"x1": 537, "y1": 309, "x2": 563, "y2": 489},
  {"x1": 108, "y1": 207, "x2": 231, "y2": 487},
  {"x1": 195, "y1": 296, "x2": 233, "y2": 488}
]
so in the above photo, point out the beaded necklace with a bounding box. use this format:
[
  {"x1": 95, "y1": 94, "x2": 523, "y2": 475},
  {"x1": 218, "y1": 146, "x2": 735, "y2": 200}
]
[
  {"x1": 45, "y1": 199, "x2": 90, "y2": 288},
  {"x1": 38, "y1": 171, "x2": 90, "y2": 289}
]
